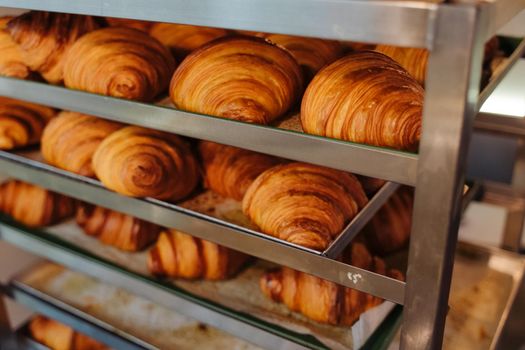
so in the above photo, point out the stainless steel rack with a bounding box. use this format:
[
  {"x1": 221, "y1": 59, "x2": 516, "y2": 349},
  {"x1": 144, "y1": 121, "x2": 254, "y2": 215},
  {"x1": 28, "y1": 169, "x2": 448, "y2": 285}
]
[{"x1": 0, "y1": 0, "x2": 524, "y2": 349}]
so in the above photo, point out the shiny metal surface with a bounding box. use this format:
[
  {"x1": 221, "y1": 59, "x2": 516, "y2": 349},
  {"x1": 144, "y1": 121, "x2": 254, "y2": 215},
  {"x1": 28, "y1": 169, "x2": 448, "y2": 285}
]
[
  {"x1": 0, "y1": 78, "x2": 418, "y2": 186},
  {"x1": 401, "y1": 5, "x2": 488, "y2": 350},
  {"x1": 484, "y1": 0, "x2": 525, "y2": 40},
  {"x1": 0, "y1": 152, "x2": 406, "y2": 304},
  {"x1": 475, "y1": 113, "x2": 525, "y2": 136},
  {"x1": 0, "y1": 0, "x2": 437, "y2": 47}
]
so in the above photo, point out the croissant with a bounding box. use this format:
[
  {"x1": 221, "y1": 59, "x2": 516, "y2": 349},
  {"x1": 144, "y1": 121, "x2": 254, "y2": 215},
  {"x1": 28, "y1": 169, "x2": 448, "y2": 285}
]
[
  {"x1": 41, "y1": 111, "x2": 125, "y2": 177},
  {"x1": 199, "y1": 141, "x2": 283, "y2": 201},
  {"x1": 92, "y1": 126, "x2": 200, "y2": 201},
  {"x1": 260, "y1": 243, "x2": 403, "y2": 325},
  {"x1": 63, "y1": 27, "x2": 175, "y2": 102},
  {"x1": 301, "y1": 51, "x2": 423, "y2": 152},
  {"x1": 76, "y1": 203, "x2": 161, "y2": 251},
  {"x1": 0, "y1": 17, "x2": 30, "y2": 78},
  {"x1": 149, "y1": 22, "x2": 228, "y2": 60},
  {"x1": 0, "y1": 97, "x2": 56, "y2": 150},
  {"x1": 105, "y1": 17, "x2": 152, "y2": 32},
  {"x1": 170, "y1": 36, "x2": 303, "y2": 125},
  {"x1": 242, "y1": 162, "x2": 368, "y2": 250},
  {"x1": 6, "y1": 12, "x2": 101, "y2": 84},
  {"x1": 148, "y1": 229, "x2": 249, "y2": 280},
  {"x1": 361, "y1": 188, "x2": 413, "y2": 255},
  {"x1": 29, "y1": 315, "x2": 109, "y2": 350},
  {"x1": 260, "y1": 34, "x2": 343, "y2": 81},
  {"x1": 356, "y1": 175, "x2": 386, "y2": 196},
  {"x1": 0, "y1": 180, "x2": 75, "y2": 227}
]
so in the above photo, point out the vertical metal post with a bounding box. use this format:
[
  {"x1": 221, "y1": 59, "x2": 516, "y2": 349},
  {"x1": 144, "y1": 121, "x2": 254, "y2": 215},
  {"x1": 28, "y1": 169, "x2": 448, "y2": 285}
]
[{"x1": 401, "y1": 5, "x2": 488, "y2": 349}]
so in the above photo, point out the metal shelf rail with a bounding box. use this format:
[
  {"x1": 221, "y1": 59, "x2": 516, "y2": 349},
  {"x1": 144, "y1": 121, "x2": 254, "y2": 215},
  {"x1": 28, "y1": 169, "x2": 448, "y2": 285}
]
[{"x1": 0, "y1": 0, "x2": 524, "y2": 349}]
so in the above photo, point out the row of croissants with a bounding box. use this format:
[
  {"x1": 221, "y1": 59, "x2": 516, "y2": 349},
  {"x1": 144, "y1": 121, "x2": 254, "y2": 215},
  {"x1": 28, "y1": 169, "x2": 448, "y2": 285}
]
[{"x1": 1, "y1": 11, "x2": 501, "y2": 151}]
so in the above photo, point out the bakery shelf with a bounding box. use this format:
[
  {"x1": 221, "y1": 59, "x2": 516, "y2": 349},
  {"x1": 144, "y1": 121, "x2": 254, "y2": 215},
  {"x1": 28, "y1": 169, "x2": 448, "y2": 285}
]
[
  {"x1": 0, "y1": 220, "x2": 402, "y2": 350},
  {"x1": 0, "y1": 150, "x2": 405, "y2": 302}
]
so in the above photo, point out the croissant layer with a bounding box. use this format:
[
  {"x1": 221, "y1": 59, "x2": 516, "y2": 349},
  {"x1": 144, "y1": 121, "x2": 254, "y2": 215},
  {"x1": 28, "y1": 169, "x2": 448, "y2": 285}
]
[
  {"x1": 301, "y1": 51, "x2": 424, "y2": 151},
  {"x1": 93, "y1": 126, "x2": 200, "y2": 201},
  {"x1": 170, "y1": 36, "x2": 303, "y2": 124},
  {"x1": 148, "y1": 229, "x2": 249, "y2": 280},
  {"x1": 243, "y1": 162, "x2": 368, "y2": 250},
  {"x1": 63, "y1": 27, "x2": 175, "y2": 102},
  {"x1": 0, "y1": 180, "x2": 75, "y2": 227},
  {"x1": 41, "y1": 111, "x2": 125, "y2": 177},
  {"x1": 0, "y1": 17, "x2": 30, "y2": 78}
]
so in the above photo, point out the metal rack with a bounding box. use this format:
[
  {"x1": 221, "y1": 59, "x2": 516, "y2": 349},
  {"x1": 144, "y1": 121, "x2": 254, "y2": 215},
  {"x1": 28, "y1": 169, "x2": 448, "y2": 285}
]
[{"x1": 0, "y1": 0, "x2": 524, "y2": 349}]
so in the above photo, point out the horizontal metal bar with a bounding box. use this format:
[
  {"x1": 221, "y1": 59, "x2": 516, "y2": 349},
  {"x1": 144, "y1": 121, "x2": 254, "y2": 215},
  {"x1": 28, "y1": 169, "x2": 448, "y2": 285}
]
[
  {"x1": 475, "y1": 113, "x2": 525, "y2": 137},
  {"x1": 323, "y1": 181, "x2": 400, "y2": 259},
  {"x1": 0, "y1": 223, "x2": 313, "y2": 350},
  {"x1": 0, "y1": 78, "x2": 418, "y2": 186},
  {"x1": 2, "y1": 282, "x2": 152, "y2": 350},
  {"x1": 0, "y1": 151, "x2": 406, "y2": 304},
  {"x1": 483, "y1": 0, "x2": 525, "y2": 41},
  {"x1": 0, "y1": 0, "x2": 437, "y2": 47}
]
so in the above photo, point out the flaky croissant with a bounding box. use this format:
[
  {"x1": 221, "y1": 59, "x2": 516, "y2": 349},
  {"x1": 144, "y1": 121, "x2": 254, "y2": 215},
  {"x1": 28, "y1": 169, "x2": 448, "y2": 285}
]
[
  {"x1": 260, "y1": 34, "x2": 343, "y2": 81},
  {"x1": 199, "y1": 141, "x2": 283, "y2": 201},
  {"x1": 243, "y1": 162, "x2": 368, "y2": 250},
  {"x1": 29, "y1": 315, "x2": 109, "y2": 350},
  {"x1": 361, "y1": 188, "x2": 413, "y2": 255},
  {"x1": 356, "y1": 175, "x2": 386, "y2": 196},
  {"x1": 149, "y1": 23, "x2": 228, "y2": 60},
  {"x1": 41, "y1": 111, "x2": 124, "y2": 177},
  {"x1": 0, "y1": 97, "x2": 56, "y2": 150},
  {"x1": 63, "y1": 27, "x2": 175, "y2": 102},
  {"x1": 92, "y1": 126, "x2": 200, "y2": 201},
  {"x1": 301, "y1": 51, "x2": 423, "y2": 151},
  {"x1": 0, "y1": 17, "x2": 30, "y2": 78},
  {"x1": 260, "y1": 243, "x2": 403, "y2": 325},
  {"x1": 76, "y1": 203, "x2": 161, "y2": 251},
  {"x1": 0, "y1": 180, "x2": 75, "y2": 227},
  {"x1": 148, "y1": 229, "x2": 249, "y2": 280},
  {"x1": 374, "y1": 46, "x2": 428, "y2": 86},
  {"x1": 6, "y1": 12, "x2": 101, "y2": 84},
  {"x1": 105, "y1": 17, "x2": 152, "y2": 32},
  {"x1": 170, "y1": 36, "x2": 303, "y2": 125}
]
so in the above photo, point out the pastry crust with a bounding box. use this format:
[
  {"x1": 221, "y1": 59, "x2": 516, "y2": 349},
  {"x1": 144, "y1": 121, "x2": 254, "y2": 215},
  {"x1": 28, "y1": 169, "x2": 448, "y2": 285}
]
[{"x1": 0, "y1": 16, "x2": 30, "y2": 79}]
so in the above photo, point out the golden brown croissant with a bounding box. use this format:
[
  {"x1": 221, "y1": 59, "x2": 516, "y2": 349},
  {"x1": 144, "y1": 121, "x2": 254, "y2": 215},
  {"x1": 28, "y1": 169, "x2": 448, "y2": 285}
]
[
  {"x1": 0, "y1": 180, "x2": 75, "y2": 227},
  {"x1": 260, "y1": 243, "x2": 403, "y2": 325},
  {"x1": 170, "y1": 36, "x2": 303, "y2": 125},
  {"x1": 105, "y1": 17, "x2": 152, "y2": 32},
  {"x1": 0, "y1": 17, "x2": 30, "y2": 78},
  {"x1": 149, "y1": 22, "x2": 228, "y2": 60},
  {"x1": 148, "y1": 229, "x2": 249, "y2": 280},
  {"x1": 199, "y1": 141, "x2": 283, "y2": 201},
  {"x1": 301, "y1": 51, "x2": 423, "y2": 152},
  {"x1": 0, "y1": 97, "x2": 56, "y2": 150},
  {"x1": 374, "y1": 45, "x2": 428, "y2": 86},
  {"x1": 41, "y1": 111, "x2": 125, "y2": 177},
  {"x1": 76, "y1": 203, "x2": 161, "y2": 251},
  {"x1": 29, "y1": 315, "x2": 109, "y2": 350},
  {"x1": 361, "y1": 188, "x2": 413, "y2": 255},
  {"x1": 260, "y1": 34, "x2": 343, "y2": 81},
  {"x1": 63, "y1": 27, "x2": 175, "y2": 102},
  {"x1": 92, "y1": 126, "x2": 200, "y2": 201},
  {"x1": 6, "y1": 12, "x2": 101, "y2": 84},
  {"x1": 243, "y1": 162, "x2": 368, "y2": 250}
]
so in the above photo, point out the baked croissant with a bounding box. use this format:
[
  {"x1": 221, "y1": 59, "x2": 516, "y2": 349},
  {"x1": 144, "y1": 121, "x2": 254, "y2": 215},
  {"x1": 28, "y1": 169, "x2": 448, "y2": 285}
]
[
  {"x1": 0, "y1": 97, "x2": 56, "y2": 150},
  {"x1": 260, "y1": 34, "x2": 343, "y2": 81},
  {"x1": 199, "y1": 141, "x2": 283, "y2": 201},
  {"x1": 41, "y1": 111, "x2": 125, "y2": 177},
  {"x1": 301, "y1": 51, "x2": 423, "y2": 151},
  {"x1": 260, "y1": 243, "x2": 403, "y2": 325},
  {"x1": 356, "y1": 175, "x2": 386, "y2": 196},
  {"x1": 76, "y1": 203, "x2": 161, "y2": 251},
  {"x1": 149, "y1": 22, "x2": 228, "y2": 60},
  {"x1": 63, "y1": 27, "x2": 175, "y2": 102},
  {"x1": 6, "y1": 12, "x2": 101, "y2": 84},
  {"x1": 29, "y1": 315, "x2": 109, "y2": 350},
  {"x1": 0, "y1": 180, "x2": 75, "y2": 227},
  {"x1": 242, "y1": 162, "x2": 368, "y2": 250},
  {"x1": 170, "y1": 36, "x2": 303, "y2": 125},
  {"x1": 105, "y1": 17, "x2": 152, "y2": 32},
  {"x1": 92, "y1": 126, "x2": 200, "y2": 201},
  {"x1": 148, "y1": 229, "x2": 249, "y2": 280},
  {"x1": 361, "y1": 188, "x2": 413, "y2": 255},
  {"x1": 0, "y1": 17, "x2": 30, "y2": 79}
]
